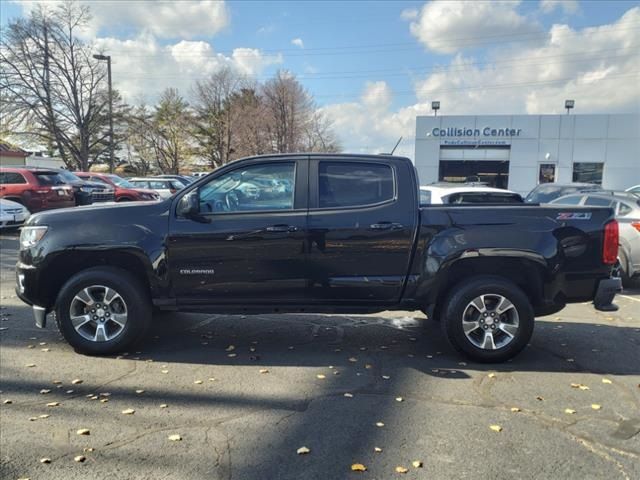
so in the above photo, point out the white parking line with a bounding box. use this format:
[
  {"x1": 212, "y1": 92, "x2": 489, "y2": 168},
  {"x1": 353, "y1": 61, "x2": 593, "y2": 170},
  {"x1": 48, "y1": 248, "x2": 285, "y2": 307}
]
[{"x1": 619, "y1": 294, "x2": 640, "y2": 302}]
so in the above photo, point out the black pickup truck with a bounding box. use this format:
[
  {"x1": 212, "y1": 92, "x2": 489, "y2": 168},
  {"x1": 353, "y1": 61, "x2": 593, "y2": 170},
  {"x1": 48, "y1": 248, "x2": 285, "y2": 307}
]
[{"x1": 16, "y1": 154, "x2": 622, "y2": 362}]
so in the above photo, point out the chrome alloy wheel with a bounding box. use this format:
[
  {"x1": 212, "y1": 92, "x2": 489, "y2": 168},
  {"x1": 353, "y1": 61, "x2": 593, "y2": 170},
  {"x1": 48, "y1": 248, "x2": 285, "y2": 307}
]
[
  {"x1": 462, "y1": 294, "x2": 520, "y2": 350},
  {"x1": 69, "y1": 285, "x2": 128, "y2": 342}
]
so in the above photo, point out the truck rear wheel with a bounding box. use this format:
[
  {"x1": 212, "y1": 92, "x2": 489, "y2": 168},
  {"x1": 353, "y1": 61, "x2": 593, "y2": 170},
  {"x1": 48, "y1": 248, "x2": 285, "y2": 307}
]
[
  {"x1": 440, "y1": 276, "x2": 534, "y2": 363},
  {"x1": 55, "y1": 267, "x2": 151, "y2": 355}
]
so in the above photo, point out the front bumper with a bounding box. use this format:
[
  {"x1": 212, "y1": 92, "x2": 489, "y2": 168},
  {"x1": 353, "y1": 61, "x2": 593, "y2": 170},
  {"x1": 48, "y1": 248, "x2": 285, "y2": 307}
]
[{"x1": 593, "y1": 277, "x2": 622, "y2": 312}]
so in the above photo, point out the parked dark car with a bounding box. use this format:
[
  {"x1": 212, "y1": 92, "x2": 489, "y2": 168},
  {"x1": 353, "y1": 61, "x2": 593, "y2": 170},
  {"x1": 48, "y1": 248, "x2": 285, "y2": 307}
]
[
  {"x1": 525, "y1": 182, "x2": 602, "y2": 203},
  {"x1": 0, "y1": 166, "x2": 75, "y2": 212},
  {"x1": 56, "y1": 170, "x2": 114, "y2": 205},
  {"x1": 75, "y1": 172, "x2": 160, "y2": 202},
  {"x1": 17, "y1": 154, "x2": 620, "y2": 362}
]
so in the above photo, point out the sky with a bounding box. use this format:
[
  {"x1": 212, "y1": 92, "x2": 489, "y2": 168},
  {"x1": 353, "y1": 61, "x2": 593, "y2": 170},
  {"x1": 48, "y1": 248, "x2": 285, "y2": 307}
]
[{"x1": 2, "y1": 0, "x2": 639, "y2": 158}]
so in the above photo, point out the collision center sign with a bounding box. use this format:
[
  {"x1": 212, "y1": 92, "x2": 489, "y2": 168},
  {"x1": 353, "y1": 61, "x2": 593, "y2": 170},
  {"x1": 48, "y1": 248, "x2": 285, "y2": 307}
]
[{"x1": 429, "y1": 126, "x2": 522, "y2": 146}]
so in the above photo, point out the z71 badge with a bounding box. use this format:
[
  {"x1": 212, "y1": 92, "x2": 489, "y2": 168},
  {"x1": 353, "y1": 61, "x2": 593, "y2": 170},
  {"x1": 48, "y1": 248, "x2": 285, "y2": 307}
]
[{"x1": 557, "y1": 212, "x2": 592, "y2": 220}]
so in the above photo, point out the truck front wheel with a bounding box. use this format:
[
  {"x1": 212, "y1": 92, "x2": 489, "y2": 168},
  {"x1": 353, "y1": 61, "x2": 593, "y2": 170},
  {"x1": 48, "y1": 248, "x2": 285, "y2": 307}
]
[
  {"x1": 55, "y1": 267, "x2": 151, "y2": 355},
  {"x1": 440, "y1": 276, "x2": 534, "y2": 363}
]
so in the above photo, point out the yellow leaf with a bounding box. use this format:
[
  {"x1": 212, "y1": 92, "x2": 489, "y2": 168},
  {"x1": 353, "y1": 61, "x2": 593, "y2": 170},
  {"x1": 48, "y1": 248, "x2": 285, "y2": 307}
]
[
  {"x1": 395, "y1": 397, "x2": 404, "y2": 402},
  {"x1": 412, "y1": 460, "x2": 423, "y2": 468},
  {"x1": 38, "y1": 414, "x2": 49, "y2": 419},
  {"x1": 395, "y1": 466, "x2": 409, "y2": 473},
  {"x1": 168, "y1": 434, "x2": 182, "y2": 441},
  {"x1": 578, "y1": 385, "x2": 590, "y2": 391},
  {"x1": 490, "y1": 425, "x2": 502, "y2": 432},
  {"x1": 296, "y1": 446, "x2": 310, "y2": 455},
  {"x1": 344, "y1": 393, "x2": 353, "y2": 398},
  {"x1": 259, "y1": 369, "x2": 269, "y2": 374},
  {"x1": 135, "y1": 389, "x2": 145, "y2": 394},
  {"x1": 71, "y1": 379, "x2": 83, "y2": 385},
  {"x1": 40, "y1": 457, "x2": 51, "y2": 464},
  {"x1": 591, "y1": 404, "x2": 602, "y2": 410},
  {"x1": 382, "y1": 375, "x2": 391, "y2": 380},
  {"x1": 194, "y1": 380, "x2": 203, "y2": 384},
  {"x1": 510, "y1": 407, "x2": 521, "y2": 412},
  {"x1": 601, "y1": 378, "x2": 612, "y2": 384},
  {"x1": 316, "y1": 374, "x2": 326, "y2": 379},
  {"x1": 374, "y1": 447, "x2": 382, "y2": 453},
  {"x1": 488, "y1": 373, "x2": 496, "y2": 378},
  {"x1": 351, "y1": 463, "x2": 367, "y2": 472},
  {"x1": 83, "y1": 448, "x2": 94, "y2": 453},
  {"x1": 46, "y1": 402, "x2": 60, "y2": 407},
  {"x1": 52, "y1": 380, "x2": 62, "y2": 384},
  {"x1": 160, "y1": 404, "x2": 168, "y2": 408},
  {"x1": 161, "y1": 370, "x2": 169, "y2": 374},
  {"x1": 570, "y1": 383, "x2": 580, "y2": 388},
  {"x1": 26, "y1": 364, "x2": 36, "y2": 368},
  {"x1": 376, "y1": 422, "x2": 385, "y2": 427},
  {"x1": 564, "y1": 408, "x2": 576, "y2": 414},
  {"x1": 121, "y1": 408, "x2": 135, "y2": 415},
  {"x1": 74, "y1": 455, "x2": 86, "y2": 463},
  {"x1": 3, "y1": 399, "x2": 12, "y2": 404},
  {"x1": 40, "y1": 389, "x2": 50, "y2": 394},
  {"x1": 76, "y1": 429, "x2": 90, "y2": 435}
]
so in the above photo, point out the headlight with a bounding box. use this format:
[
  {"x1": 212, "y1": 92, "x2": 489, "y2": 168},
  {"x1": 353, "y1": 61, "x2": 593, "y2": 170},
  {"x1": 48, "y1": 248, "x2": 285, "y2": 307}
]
[
  {"x1": 80, "y1": 187, "x2": 93, "y2": 193},
  {"x1": 20, "y1": 226, "x2": 48, "y2": 250}
]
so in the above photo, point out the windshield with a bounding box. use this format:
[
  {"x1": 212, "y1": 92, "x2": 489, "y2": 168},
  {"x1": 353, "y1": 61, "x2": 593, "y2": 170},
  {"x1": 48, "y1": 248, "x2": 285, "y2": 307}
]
[
  {"x1": 58, "y1": 170, "x2": 82, "y2": 183},
  {"x1": 34, "y1": 172, "x2": 67, "y2": 186},
  {"x1": 108, "y1": 175, "x2": 135, "y2": 188}
]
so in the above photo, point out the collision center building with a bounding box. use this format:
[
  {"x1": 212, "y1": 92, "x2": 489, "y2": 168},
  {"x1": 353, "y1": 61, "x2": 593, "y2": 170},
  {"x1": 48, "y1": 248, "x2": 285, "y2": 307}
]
[{"x1": 413, "y1": 113, "x2": 640, "y2": 194}]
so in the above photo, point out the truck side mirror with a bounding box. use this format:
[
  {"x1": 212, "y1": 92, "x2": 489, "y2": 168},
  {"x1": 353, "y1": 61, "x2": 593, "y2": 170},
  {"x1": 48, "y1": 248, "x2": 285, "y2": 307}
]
[{"x1": 177, "y1": 190, "x2": 199, "y2": 218}]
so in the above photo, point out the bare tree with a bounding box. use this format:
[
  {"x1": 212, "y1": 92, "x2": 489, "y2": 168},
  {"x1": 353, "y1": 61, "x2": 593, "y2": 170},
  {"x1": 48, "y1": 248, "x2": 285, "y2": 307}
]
[
  {"x1": 191, "y1": 67, "x2": 246, "y2": 169},
  {"x1": 122, "y1": 103, "x2": 155, "y2": 176},
  {"x1": 230, "y1": 87, "x2": 270, "y2": 158},
  {"x1": 0, "y1": 1, "x2": 111, "y2": 170},
  {"x1": 302, "y1": 111, "x2": 342, "y2": 153},
  {"x1": 150, "y1": 88, "x2": 192, "y2": 174}
]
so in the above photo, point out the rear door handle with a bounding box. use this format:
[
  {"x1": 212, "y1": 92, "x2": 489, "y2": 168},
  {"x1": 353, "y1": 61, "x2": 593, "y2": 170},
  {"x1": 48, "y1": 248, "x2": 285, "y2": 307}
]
[
  {"x1": 265, "y1": 224, "x2": 299, "y2": 233},
  {"x1": 370, "y1": 222, "x2": 403, "y2": 230}
]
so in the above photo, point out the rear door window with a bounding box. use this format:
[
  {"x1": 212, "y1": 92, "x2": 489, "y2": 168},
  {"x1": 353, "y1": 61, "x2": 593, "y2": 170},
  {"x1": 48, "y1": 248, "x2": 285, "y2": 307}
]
[
  {"x1": 34, "y1": 172, "x2": 65, "y2": 186},
  {"x1": 0, "y1": 172, "x2": 27, "y2": 184},
  {"x1": 552, "y1": 195, "x2": 583, "y2": 205},
  {"x1": 318, "y1": 162, "x2": 394, "y2": 208},
  {"x1": 584, "y1": 196, "x2": 613, "y2": 207}
]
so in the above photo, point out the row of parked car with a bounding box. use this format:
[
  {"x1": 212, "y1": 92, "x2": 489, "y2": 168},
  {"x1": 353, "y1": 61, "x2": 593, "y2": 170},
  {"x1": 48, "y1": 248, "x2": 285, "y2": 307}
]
[{"x1": 0, "y1": 165, "x2": 202, "y2": 229}]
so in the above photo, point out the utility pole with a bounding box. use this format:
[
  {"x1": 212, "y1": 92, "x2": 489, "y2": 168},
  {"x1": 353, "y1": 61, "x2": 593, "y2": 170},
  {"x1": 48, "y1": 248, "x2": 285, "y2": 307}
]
[{"x1": 93, "y1": 54, "x2": 114, "y2": 173}]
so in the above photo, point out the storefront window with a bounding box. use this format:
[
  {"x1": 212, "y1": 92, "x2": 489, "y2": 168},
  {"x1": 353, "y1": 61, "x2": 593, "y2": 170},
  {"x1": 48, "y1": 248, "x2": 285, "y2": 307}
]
[
  {"x1": 538, "y1": 164, "x2": 556, "y2": 184},
  {"x1": 572, "y1": 162, "x2": 604, "y2": 185}
]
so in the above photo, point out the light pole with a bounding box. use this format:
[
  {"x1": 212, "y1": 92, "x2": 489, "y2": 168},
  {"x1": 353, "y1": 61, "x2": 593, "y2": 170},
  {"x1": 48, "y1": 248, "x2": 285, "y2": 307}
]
[
  {"x1": 432, "y1": 101, "x2": 440, "y2": 117},
  {"x1": 93, "y1": 54, "x2": 114, "y2": 173}
]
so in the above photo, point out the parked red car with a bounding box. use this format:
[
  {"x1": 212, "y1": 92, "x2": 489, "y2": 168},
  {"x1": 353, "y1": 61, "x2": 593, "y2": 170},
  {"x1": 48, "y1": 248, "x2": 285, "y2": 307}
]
[
  {"x1": 75, "y1": 172, "x2": 160, "y2": 202},
  {"x1": 0, "y1": 167, "x2": 75, "y2": 212}
]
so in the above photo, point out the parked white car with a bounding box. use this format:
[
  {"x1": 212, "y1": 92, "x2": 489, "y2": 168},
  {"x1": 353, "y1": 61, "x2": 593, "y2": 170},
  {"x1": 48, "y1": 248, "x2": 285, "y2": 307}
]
[
  {"x1": 0, "y1": 198, "x2": 30, "y2": 229},
  {"x1": 128, "y1": 178, "x2": 185, "y2": 199},
  {"x1": 420, "y1": 184, "x2": 524, "y2": 205}
]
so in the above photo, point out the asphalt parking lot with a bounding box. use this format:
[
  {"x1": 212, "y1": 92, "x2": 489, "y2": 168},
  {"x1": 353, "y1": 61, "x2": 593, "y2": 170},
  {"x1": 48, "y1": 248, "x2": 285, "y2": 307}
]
[{"x1": 1, "y1": 230, "x2": 639, "y2": 480}]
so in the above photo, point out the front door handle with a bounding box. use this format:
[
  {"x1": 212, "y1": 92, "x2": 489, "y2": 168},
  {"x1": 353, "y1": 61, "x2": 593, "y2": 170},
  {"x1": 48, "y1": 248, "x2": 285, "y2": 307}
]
[
  {"x1": 265, "y1": 224, "x2": 299, "y2": 233},
  {"x1": 370, "y1": 222, "x2": 403, "y2": 231}
]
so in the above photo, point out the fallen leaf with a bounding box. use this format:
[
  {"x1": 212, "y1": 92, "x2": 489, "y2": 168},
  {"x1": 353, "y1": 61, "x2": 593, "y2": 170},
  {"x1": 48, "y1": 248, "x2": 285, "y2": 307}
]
[
  {"x1": 536, "y1": 396, "x2": 544, "y2": 401},
  {"x1": 29, "y1": 417, "x2": 38, "y2": 421},
  {"x1": 46, "y1": 402, "x2": 60, "y2": 407},
  {"x1": 161, "y1": 370, "x2": 169, "y2": 374},
  {"x1": 591, "y1": 404, "x2": 602, "y2": 410},
  {"x1": 374, "y1": 447, "x2": 382, "y2": 453},
  {"x1": 296, "y1": 446, "x2": 310, "y2": 455},
  {"x1": 194, "y1": 380, "x2": 203, "y2": 384},
  {"x1": 412, "y1": 460, "x2": 423, "y2": 468},
  {"x1": 488, "y1": 373, "x2": 496, "y2": 378},
  {"x1": 135, "y1": 389, "x2": 145, "y2": 394},
  {"x1": 121, "y1": 408, "x2": 135, "y2": 415},
  {"x1": 52, "y1": 380, "x2": 62, "y2": 385},
  {"x1": 76, "y1": 429, "x2": 90, "y2": 435},
  {"x1": 316, "y1": 374, "x2": 326, "y2": 379},
  {"x1": 100, "y1": 398, "x2": 109, "y2": 403},
  {"x1": 365, "y1": 364, "x2": 373, "y2": 369},
  {"x1": 259, "y1": 369, "x2": 269, "y2": 374},
  {"x1": 578, "y1": 385, "x2": 590, "y2": 391},
  {"x1": 74, "y1": 455, "x2": 86, "y2": 463},
  {"x1": 565, "y1": 408, "x2": 576, "y2": 414},
  {"x1": 25, "y1": 364, "x2": 36, "y2": 368},
  {"x1": 351, "y1": 463, "x2": 367, "y2": 472},
  {"x1": 348, "y1": 357, "x2": 358, "y2": 363},
  {"x1": 227, "y1": 353, "x2": 237, "y2": 358},
  {"x1": 375, "y1": 422, "x2": 385, "y2": 427},
  {"x1": 38, "y1": 414, "x2": 49, "y2": 419},
  {"x1": 41, "y1": 348, "x2": 50, "y2": 352},
  {"x1": 225, "y1": 345, "x2": 235, "y2": 352},
  {"x1": 395, "y1": 397, "x2": 404, "y2": 402},
  {"x1": 602, "y1": 378, "x2": 612, "y2": 384},
  {"x1": 395, "y1": 466, "x2": 409, "y2": 474},
  {"x1": 382, "y1": 375, "x2": 391, "y2": 380},
  {"x1": 168, "y1": 434, "x2": 182, "y2": 441},
  {"x1": 39, "y1": 458, "x2": 51, "y2": 464},
  {"x1": 344, "y1": 393, "x2": 353, "y2": 398},
  {"x1": 160, "y1": 404, "x2": 168, "y2": 408},
  {"x1": 71, "y1": 379, "x2": 83, "y2": 385},
  {"x1": 83, "y1": 448, "x2": 94, "y2": 453},
  {"x1": 2, "y1": 399, "x2": 12, "y2": 404},
  {"x1": 40, "y1": 389, "x2": 51, "y2": 394},
  {"x1": 510, "y1": 407, "x2": 521, "y2": 413},
  {"x1": 490, "y1": 425, "x2": 502, "y2": 432}
]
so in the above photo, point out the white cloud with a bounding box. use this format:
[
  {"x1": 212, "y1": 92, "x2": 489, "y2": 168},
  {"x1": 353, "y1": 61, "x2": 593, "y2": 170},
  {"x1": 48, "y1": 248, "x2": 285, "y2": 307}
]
[
  {"x1": 13, "y1": 0, "x2": 230, "y2": 39},
  {"x1": 93, "y1": 35, "x2": 282, "y2": 102},
  {"x1": 322, "y1": 6, "x2": 640, "y2": 159},
  {"x1": 400, "y1": 8, "x2": 418, "y2": 21},
  {"x1": 409, "y1": 0, "x2": 540, "y2": 54},
  {"x1": 540, "y1": 0, "x2": 580, "y2": 15},
  {"x1": 291, "y1": 38, "x2": 304, "y2": 48}
]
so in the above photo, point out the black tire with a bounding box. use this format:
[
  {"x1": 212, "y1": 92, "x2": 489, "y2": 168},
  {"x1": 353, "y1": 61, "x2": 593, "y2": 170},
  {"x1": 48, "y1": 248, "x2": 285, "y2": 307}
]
[
  {"x1": 55, "y1": 266, "x2": 151, "y2": 355},
  {"x1": 440, "y1": 275, "x2": 534, "y2": 363}
]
